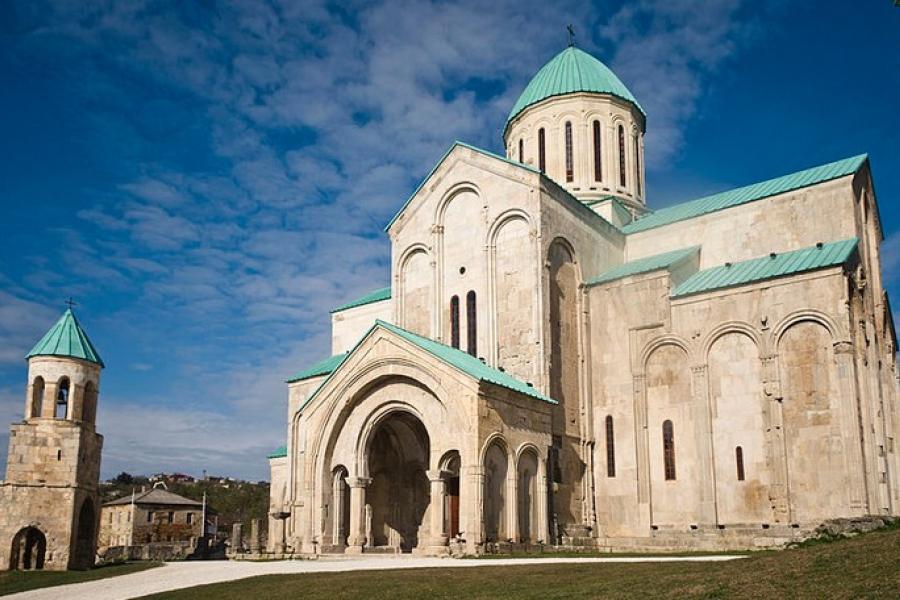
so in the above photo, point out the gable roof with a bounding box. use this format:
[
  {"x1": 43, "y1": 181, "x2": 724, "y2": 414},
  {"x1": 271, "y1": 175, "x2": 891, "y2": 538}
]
[
  {"x1": 622, "y1": 154, "x2": 868, "y2": 235},
  {"x1": 267, "y1": 445, "x2": 287, "y2": 459},
  {"x1": 298, "y1": 319, "x2": 555, "y2": 413},
  {"x1": 331, "y1": 286, "x2": 391, "y2": 313},
  {"x1": 587, "y1": 246, "x2": 700, "y2": 287},
  {"x1": 26, "y1": 308, "x2": 104, "y2": 367},
  {"x1": 507, "y1": 46, "x2": 645, "y2": 127},
  {"x1": 384, "y1": 141, "x2": 539, "y2": 232},
  {"x1": 287, "y1": 353, "x2": 348, "y2": 384},
  {"x1": 104, "y1": 487, "x2": 203, "y2": 507},
  {"x1": 672, "y1": 238, "x2": 858, "y2": 298}
]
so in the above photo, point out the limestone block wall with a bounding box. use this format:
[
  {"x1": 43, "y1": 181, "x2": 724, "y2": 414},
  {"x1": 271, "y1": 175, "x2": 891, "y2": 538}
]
[
  {"x1": 625, "y1": 177, "x2": 858, "y2": 268},
  {"x1": 25, "y1": 357, "x2": 100, "y2": 425},
  {"x1": 267, "y1": 456, "x2": 288, "y2": 552},
  {"x1": 331, "y1": 299, "x2": 392, "y2": 354},
  {"x1": 587, "y1": 261, "x2": 897, "y2": 542},
  {"x1": 0, "y1": 485, "x2": 85, "y2": 570},
  {"x1": 4, "y1": 421, "x2": 102, "y2": 488}
]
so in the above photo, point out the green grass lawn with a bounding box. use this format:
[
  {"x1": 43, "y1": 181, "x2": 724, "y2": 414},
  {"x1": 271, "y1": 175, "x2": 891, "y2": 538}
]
[
  {"x1": 0, "y1": 561, "x2": 161, "y2": 597},
  {"x1": 141, "y1": 526, "x2": 900, "y2": 600}
]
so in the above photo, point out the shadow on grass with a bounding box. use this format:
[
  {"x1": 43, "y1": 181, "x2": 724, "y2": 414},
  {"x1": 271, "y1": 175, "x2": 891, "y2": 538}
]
[{"x1": 0, "y1": 561, "x2": 162, "y2": 597}]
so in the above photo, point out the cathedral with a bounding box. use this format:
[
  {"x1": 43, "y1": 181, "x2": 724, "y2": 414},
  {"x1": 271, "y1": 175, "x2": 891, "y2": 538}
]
[{"x1": 267, "y1": 45, "x2": 900, "y2": 555}]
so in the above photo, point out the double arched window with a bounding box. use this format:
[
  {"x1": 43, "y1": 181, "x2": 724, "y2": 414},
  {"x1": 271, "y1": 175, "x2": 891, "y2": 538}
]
[
  {"x1": 592, "y1": 121, "x2": 602, "y2": 182},
  {"x1": 537, "y1": 128, "x2": 546, "y2": 173},
  {"x1": 564, "y1": 121, "x2": 574, "y2": 182}
]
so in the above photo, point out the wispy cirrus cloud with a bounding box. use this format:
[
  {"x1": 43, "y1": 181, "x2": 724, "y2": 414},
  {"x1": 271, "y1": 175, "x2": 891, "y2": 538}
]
[{"x1": 0, "y1": 0, "x2": 763, "y2": 479}]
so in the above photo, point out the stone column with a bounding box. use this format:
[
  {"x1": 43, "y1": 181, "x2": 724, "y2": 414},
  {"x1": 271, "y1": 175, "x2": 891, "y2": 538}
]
[
  {"x1": 249, "y1": 518, "x2": 261, "y2": 554},
  {"x1": 834, "y1": 341, "x2": 868, "y2": 513},
  {"x1": 42, "y1": 382, "x2": 58, "y2": 418},
  {"x1": 507, "y1": 466, "x2": 519, "y2": 543},
  {"x1": 462, "y1": 464, "x2": 484, "y2": 554},
  {"x1": 230, "y1": 522, "x2": 243, "y2": 554},
  {"x1": 332, "y1": 473, "x2": 345, "y2": 546},
  {"x1": 761, "y1": 354, "x2": 790, "y2": 522},
  {"x1": 346, "y1": 477, "x2": 371, "y2": 553},
  {"x1": 425, "y1": 469, "x2": 449, "y2": 553},
  {"x1": 536, "y1": 457, "x2": 549, "y2": 544},
  {"x1": 692, "y1": 364, "x2": 718, "y2": 527},
  {"x1": 633, "y1": 374, "x2": 652, "y2": 528}
]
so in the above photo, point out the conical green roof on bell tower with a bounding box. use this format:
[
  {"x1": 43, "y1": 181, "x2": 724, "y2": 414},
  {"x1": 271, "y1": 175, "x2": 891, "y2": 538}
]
[{"x1": 26, "y1": 308, "x2": 104, "y2": 367}]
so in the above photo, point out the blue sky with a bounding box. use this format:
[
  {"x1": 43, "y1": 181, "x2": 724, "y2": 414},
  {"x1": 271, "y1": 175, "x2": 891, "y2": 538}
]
[{"x1": 0, "y1": 1, "x2": 898, "y2": 481}]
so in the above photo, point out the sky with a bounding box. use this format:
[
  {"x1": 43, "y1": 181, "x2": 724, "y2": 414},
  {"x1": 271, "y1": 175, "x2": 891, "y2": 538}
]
[{"x1": 0, "y1": 0, "x2": 898, "y2": 482}]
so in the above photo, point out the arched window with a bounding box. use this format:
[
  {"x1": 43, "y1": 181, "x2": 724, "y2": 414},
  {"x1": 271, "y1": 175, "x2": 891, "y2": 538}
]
[
  {"x1": 518, "y1": 138, "x2": 524, "y2": 164},
  {"x1": 466, "y1": 290, "x2": 477, "y2": 357},
  {"x1": 634, "y1": 132, "x2": 641, "y2": 196},
  {"x1": 450, "y1": 295, "x2": 460, "y2": 349},
  {"x1": 735, "y1": 446, "x2": 745, "y2": 481},
  {"x1": 618, "y1": 125, "x2": 626, "y2": 188},
  {"x1": 55, "y1": 378, "x2": 70, "y2": 420},
  {"x1": 663, "y1": 420, "x2": 676, "y2": 480},
  {"x1": 592, "y1": 121, "x2": 602, "y2": 182},
  {"x1": 30, "y1": 376, "x2": 44, "y2": 418},
  {"x1": 564, "y1": 121, "x2": 574, "y2": 182},
  {"x1": 537, "y1": 128, "x2": 546, "y2": 173},
  {"x1": 605, "y1": 415, "x2": 615, "y2": 477}
]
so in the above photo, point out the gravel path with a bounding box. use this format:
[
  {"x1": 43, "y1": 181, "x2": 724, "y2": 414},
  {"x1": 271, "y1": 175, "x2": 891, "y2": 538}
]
[{"x1": 8, "y1": 554, "x2": 744, "y2": 600}]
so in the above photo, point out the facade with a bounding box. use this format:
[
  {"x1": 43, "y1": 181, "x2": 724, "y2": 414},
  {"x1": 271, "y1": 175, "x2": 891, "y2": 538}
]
[
  {"x1": 98, "y1": 487, "x2": 205, "y2": 548},
  {"x1": 0, "y1": 309, "x2": 104, "y2": 570},
  {"x1": 268, "y1": 45, "x2": 900, "y2": 555}
]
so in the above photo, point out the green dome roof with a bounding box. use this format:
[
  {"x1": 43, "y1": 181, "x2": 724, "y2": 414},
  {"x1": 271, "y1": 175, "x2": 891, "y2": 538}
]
[
  {"x1": 26, "y1": 308, "x2": 104, "y2": 367},
  {"x1": 507, "y1": 47, "x2": 645, "y2": 126}
]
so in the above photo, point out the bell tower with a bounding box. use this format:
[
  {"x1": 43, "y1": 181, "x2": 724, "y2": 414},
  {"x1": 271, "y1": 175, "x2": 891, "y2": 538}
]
[{"x1": 0, "y1": 307, "x2": 104, "y2": 571}]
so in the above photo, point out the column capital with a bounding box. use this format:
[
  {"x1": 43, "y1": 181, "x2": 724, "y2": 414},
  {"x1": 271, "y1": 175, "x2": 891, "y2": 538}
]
[
  {"x1": 426, "y1": 469, "x2": 449, "y2": 482},
  {"x1": 346, "y1": 477, "x2": 372, "y2": 489}
]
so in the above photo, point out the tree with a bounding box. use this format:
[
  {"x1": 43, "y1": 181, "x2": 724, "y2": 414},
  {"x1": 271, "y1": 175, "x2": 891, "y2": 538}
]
[{"x1": 113, "y1": 472, "x2": 135, "y2": 485}]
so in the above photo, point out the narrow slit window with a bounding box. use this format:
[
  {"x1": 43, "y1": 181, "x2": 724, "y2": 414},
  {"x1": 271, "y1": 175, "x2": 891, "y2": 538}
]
[
  {"x1": 518, "y1": 138, "x2": 524, "y2": 164},
  {"x1": 564, "y1": 121, "x2": 574, "y2": 182},
  {"x1": 634, "y1": 133, "x2": 641, "y2": 196},
  {"x1": 450, "y1": 295, "x2": 460, "y2": 349},
  {"x1": 663, "y1": 420, "x2": 676, "y2": 480},
  {"x1": 593, "y1": 121, "x2": 602, "y2": 182},
  {"x1": 466, "y1": 290, "x2": 477, "y2": 357},
  {"x1": 618, "y1": 125, "x2": 626, "y2": 188},
  {"x1": 605, "y1": 415, "x2": 615, "y2": 477},
  {"x1": 538, "y1": 128, "x2": 546, "y2": 173},
  {"x1": 736, "y1": 446, "x2": 745, "y2": 481}
]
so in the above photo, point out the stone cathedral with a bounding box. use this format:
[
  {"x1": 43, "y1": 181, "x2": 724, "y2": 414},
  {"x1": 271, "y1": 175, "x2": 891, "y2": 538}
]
[
  {"x1": 267, "y1": 45, "x2": 900, "y2": 555},
  {"x1": 0, "y1": 308, "x2": 104, "y2": 570}
]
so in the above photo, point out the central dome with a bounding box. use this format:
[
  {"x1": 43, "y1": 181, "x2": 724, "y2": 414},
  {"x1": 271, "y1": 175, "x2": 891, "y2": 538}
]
[{"x1": 506, "y1": 46, "x2": 644, "y2": 127}]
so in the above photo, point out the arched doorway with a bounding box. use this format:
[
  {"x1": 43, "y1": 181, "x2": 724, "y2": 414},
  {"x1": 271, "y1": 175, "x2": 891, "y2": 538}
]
[
  {"x1": 72, "y1": 499, "x2": 96, "y2": 569},
  {"x1": 9, "y1": 527, "x2": 46, "y2": 570},
  {"x1": 440, "y1": 451, "x2": 461, "y2": 538},
  {"x1": 517, "y1": 449, "x2": 539, "y2": 543},
  {"x1": 366, "y1": 411, "x2": 430, "y2": 552},
  {"x1": 483, "y1": 440, "x2": 509, "y2": 543}
]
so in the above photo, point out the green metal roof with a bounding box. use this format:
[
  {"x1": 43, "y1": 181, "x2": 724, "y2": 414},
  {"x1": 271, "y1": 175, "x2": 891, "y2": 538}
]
[
  {"x1": 298, "y1": 320, "x2": 556, "y2": 413},
  {"x1": 672, "y1": 238, "x2": 858, "y2": 298},
  {"x1": 385, "y1": 140, "x2": 538, "y2": 232},
  {"x1": 26, "y1": 308, "x2": 104, "y2": 367},
  {"x1": 286, "y1": 353, "x2": 348, "y2": 383},
  {"x1": 375, "y1": 320, "x2": 555, "y2": 404},
  {"x1": 267, "y1": 445, "x2": 287, "y2": 459},
  {"x1": 623, "y1": 154, "x2": 868, "y2": 235},
  {"x1": 587, "y1": 246, "x2": 700, "y2": 287},
  {"x1": 331, "y1": 286, "x2": 391, "y2": 313},
  {"x1": 507, "y1": 46, "x2": 645, "y2": 127}
]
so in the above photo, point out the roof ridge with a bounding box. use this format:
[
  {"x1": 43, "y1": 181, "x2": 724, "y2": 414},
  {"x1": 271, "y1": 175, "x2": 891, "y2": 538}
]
[{"x1": 623, "y1": 154, "x2": 868, "y2": 235}]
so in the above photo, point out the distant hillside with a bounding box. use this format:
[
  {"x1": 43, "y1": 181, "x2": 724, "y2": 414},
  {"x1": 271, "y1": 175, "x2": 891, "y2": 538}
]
[{"x1": 101, "y1": 472, "x2": 270, "y2": 537}]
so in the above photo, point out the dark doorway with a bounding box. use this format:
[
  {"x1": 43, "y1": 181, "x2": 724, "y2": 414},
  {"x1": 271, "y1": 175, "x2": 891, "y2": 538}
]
[
  {"x1": 10, "y1": 527, "x2": 46, "y2": 570},
  {"x1": 72, "y1": 500, "x2": 96, "y2": 569}
]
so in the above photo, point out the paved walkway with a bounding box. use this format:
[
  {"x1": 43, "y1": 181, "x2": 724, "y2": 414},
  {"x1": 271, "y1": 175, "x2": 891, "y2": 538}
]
[{"x1": 9, "y1": 554, "x2": 744, "y2": 600}]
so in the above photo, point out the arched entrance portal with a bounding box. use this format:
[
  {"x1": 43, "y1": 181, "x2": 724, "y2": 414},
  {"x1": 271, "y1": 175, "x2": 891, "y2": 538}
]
[
  {"x1": 366, "y1": 411, "x2": 430, "y2": 552},
  {"x1": 9, "y1": 527, "x2": 46, "y2": 570},
  {"x1": 72, "y1": 499, "x2": 96, "y2": 569}
]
